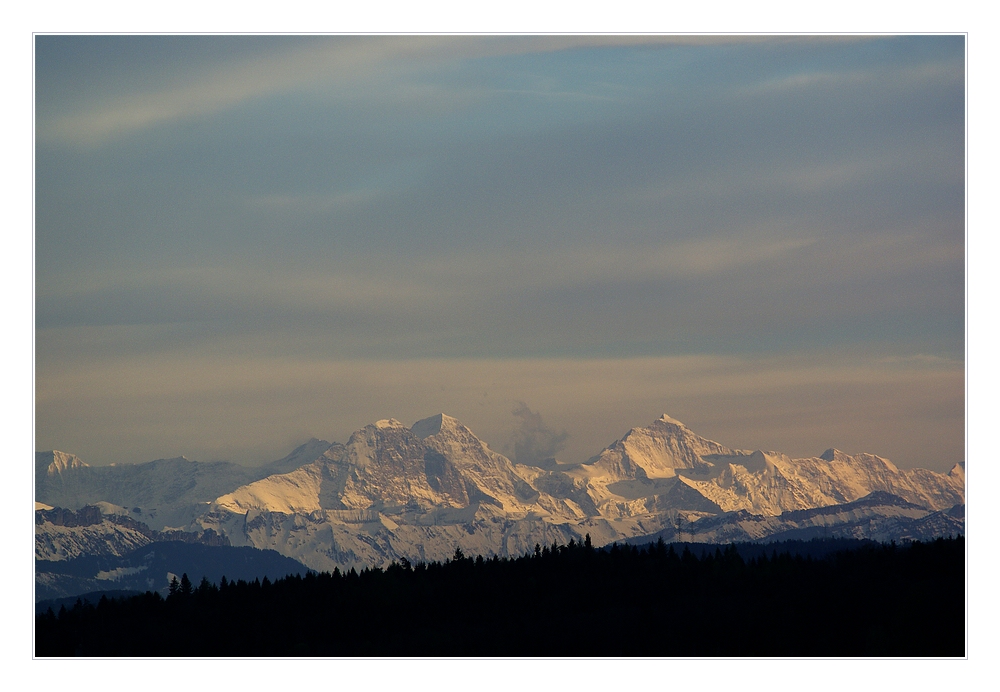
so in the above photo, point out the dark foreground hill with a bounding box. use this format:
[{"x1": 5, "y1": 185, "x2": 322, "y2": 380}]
[
  {"x1": 36, "y1": 541, "x2": 311, "y2": 602},
  {"x1": 36, "y1": 536, "x2": 965, "y2": 657}
]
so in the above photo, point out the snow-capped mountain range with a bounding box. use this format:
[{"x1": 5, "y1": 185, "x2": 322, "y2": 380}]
[
  {"x1": 34, "y1": 503, "x2": 229, "y2": 562},
  {"x1": 37, "y1": 413, "x2": 965, "y2": 572}
]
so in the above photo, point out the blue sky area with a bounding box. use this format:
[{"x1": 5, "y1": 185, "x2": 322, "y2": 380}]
[{"x1": 34, "y1": 36, "x2": 965, "y2": 470}]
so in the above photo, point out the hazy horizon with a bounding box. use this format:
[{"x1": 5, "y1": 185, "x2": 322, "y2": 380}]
[{"x1": 35, "y1": 35, "x2": 965, "y2": 472}]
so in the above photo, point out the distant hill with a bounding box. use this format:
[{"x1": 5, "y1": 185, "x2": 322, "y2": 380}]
[
  {"x1": 35, "y1": 438, "x2": 334, "y2": 530},
  {"x1": 36, "y1": 541, "x2": 310, "y2": 602}
]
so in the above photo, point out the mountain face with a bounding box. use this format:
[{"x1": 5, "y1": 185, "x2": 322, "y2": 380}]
[
  {"x1": 625, "y1": 491, "x2": 965, "y2": 546},
  {"x1": 184, "y1": 414, "x2": 964, "y2": 572},
  {"x1": 190, "y1": 416, "x2": 629, "y2": 572},
  {"x1": 38, "y1": 413, "x2": 965, "y2": 576},
  {"x1": 35, "y1": 503, "x2": 228, "y2": 562},
  {"x1": 35, "y1": 443, "x2": 332, "y2": 530}
]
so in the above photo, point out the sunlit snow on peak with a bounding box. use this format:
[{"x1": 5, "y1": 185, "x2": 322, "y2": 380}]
[
  {"x1": 410, "y1": 413, "x2": 462, "y2": 439},
  {"x1": 373, "y1": 419, "x2": 405, "y2": 429}
]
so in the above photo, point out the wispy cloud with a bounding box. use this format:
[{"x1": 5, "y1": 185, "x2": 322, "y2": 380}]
[
  {"x1": 39, "y1": 39, "x2": 415, "y2": 146},
  {"x1": 39, "y1": 35, "x2": 739, "y2": 147},
  {"x1": 741, "y1": 59, "x2": 962, "y2": 98},
  {"x1": 33, "y1": 233, "x2": 820, "y2": 333},
  {"x1": 35, "y1": 228, "x2": 958, "y2": 344}
]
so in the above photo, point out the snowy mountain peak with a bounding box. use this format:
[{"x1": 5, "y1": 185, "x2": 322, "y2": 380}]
[
  {"x1": 819, "y1": 448, "x2": 899, "y2": 473},
  {"x1": 658, "y1": 413, "x2": 686, "y2": 427},
  {"x1": 38, "y1": 450, "x2": 89, "y2": 476},
  {"x1": 263, "y1": 438, "x2": 334, "y2": 475},
  {"x1": 42, "y1": 412, "x2": 964, "y2": 576},
  {"x1": 580, "y1": 415, "x2": 738, "y2": 489},
  {"x1": 410, "y1": 413, "x2": 462, "y2": 439},
  {"x1": 374, "y1": 418, "x2": 406, "y2": 429},
  {"x1": 287, "y1": 437, "x2": 329, "y2": 450}
]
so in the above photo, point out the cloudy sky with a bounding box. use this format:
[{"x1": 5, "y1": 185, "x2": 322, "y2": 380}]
[{"x1": 34, "y1": 35, "x2": 965, "y2": 471}]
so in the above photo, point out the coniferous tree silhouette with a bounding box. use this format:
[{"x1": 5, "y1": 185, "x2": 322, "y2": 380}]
[{"x1": 34, "y1": 537, "x2": 965, "y2": 657}]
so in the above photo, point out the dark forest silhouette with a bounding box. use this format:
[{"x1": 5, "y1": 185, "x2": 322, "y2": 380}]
[{"x1": 35, "y1": 536, "x2": 964, "y2": 657}]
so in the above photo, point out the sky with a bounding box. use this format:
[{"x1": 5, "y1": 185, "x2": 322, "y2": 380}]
[{"x1": 34, "y1": 35, "x2": 966, "y2": 472}]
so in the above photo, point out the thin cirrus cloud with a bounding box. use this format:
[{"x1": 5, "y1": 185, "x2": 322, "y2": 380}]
[
  {"x1": 35, "y1": 233, "x2": 819, "y2": 329},
  {"x1": 737, "y1": 58, "x2": 961, "y2": 100},
  {"x1": 37, "y1": 38, "x2": 439, "y2": 146},
  {"x1": 38, "y1": 35, "x2": 749, "y2": 148},
  {"x1": 34, "y1": 227, "x2": 958, "y2": 365}
]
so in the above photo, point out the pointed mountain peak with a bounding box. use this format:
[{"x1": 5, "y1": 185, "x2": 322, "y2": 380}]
[
  {"x1": 37, "y1": 450, "x2": 89, "y2": 475},
  {"x1": 820, "y1": 448, "x2": 846, "y2": 462},
  {"x1": 621, "y1": 414, "x2": 710, "y2": 445},
  {"x1": 264, "y1": 438, "x2": 335, "y2": 474},
  {"x1": 657, "y1": 413, "x2": 686, "y2": 427},
  {"x1": 411, "y1": 413, "x2": 462, "y2": 439},
  {"x1": 596, "y1": 414, "x2": 735, "y2": 480},
  {"x1": 284, "y1": 438, "x2": 333, "y2": 456}
]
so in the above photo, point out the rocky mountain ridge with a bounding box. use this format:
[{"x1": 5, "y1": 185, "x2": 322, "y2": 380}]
[
  {"x1": 38, "y1": 413, "x2": 965, "y2": 573},
  {"x1": 35, "y1": 503, "x2": 228, "y2": 561}
]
